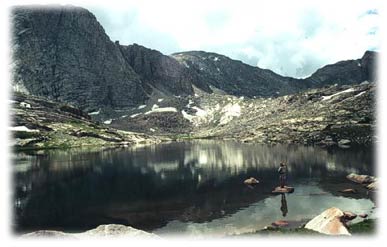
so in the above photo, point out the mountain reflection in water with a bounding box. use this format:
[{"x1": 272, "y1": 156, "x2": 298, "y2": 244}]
[{"x1": 13, "y1": 140, "x2": 375, "y2": 236}]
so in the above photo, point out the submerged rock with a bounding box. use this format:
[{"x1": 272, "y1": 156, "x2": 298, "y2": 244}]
[
  {"x1": 244, "y1": 177, "x2": 259, "y2": 185},
  {"x1": 346, "y1": 173, "x2": 376, "y2": 184},
  {"x1": 359, "y1": 214, "x2": 368, "y2": 218},
  {"x1": 304, "y1": 207, "x2": 351, "y2": 235},
  {"x1": 340, "y1": 188, "x2": 358, "y2": 194},
  {"x1": 272, "y1": 186, "x2": 294, "y2": 194},
  {"x1": 272, "y1": 220, "x2": 289, "y2": 227},
  {"x1": 343, "y1": 211, "x2": 357, "y2": 221}
]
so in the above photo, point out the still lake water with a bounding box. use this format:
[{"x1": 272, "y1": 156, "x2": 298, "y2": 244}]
[{"x1": 13, "y1": 140, "x2": 375, "y2": 236}]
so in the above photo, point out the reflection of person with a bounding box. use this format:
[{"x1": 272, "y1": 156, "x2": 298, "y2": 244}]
[
  {"x1": 280, "y1": 193, "x2": 288, "y2": 217},
  {"x1": 278, "y1": 162, "x2": 287, "y2": 188}
]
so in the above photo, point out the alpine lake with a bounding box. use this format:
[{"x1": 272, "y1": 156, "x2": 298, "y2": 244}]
[{"x1": 12, "y1": 140, "x2": 376, "y2": 237}]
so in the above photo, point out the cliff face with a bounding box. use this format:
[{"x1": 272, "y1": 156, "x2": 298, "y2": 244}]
[
  {"x1": 118, "y1": 44, "x2": 209, "y2": 96},
  {"x1": 11, "y1": 6, "x2": 147, "y2": 111}
]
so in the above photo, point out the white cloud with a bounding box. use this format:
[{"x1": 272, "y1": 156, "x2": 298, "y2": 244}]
[{"x1": 87, "y1": 0, "x2": 380, "y2": 78}]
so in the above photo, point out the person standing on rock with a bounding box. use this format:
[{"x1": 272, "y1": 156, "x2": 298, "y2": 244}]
[{"x1": 278, "y1": 162, "x2": 287, "y2": 188}]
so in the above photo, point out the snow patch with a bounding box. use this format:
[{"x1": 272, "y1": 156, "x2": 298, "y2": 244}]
[
  {"x1": 103, "y1": 119, "x2": 112, "y2": 125},
  {"x1": 138, "y1": 105, "x2": 146, "y2": 109},
  {"x1": 10, "y1": 126, "x2": 39, "y2": 132},
  {"x1": 354, "y1": 91, "x2": 366, "y2": 98},
  {"x1": 19, "y1": 102, "x2": 31, "y2": 108},
  {"x1": 192, "y1": 106, "x2": 207, "y2": 117},
  {"x1": 213, "y1": 57, "x2": 219, "y2": 61},
  {"x1": 357, "y1": 62, "x2": 361, "y2": 67},
  {"x1": 149, "y1": 128, "x2": 156, "y2": 132},
  {"x1": 321, "y1": 88, "x2": 355, "y2": 101},
  {"x1": 182, "y1": 110, "x2": 194, "y2": 122},
  {"x1": 186, "y1": 99, "x2": 194, "y2": 107},
  {"x1": 130, "y1": 113, "x2": 142, "y2": 118},
  {"x1": 219, "y1": 103, "x2": 241, "y2": 125},
  {"x1": 88, "y1": 108, "x2": 101, "y2": 115},
  {"x1": 145, "y1": 106, "x2": 177, "y2": 115},
  {"x1": 158, "y1": 98, "x2": 164, "y2": 102}
]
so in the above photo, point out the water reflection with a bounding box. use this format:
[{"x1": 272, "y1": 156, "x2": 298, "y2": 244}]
[
  {"x1": 154, "y1": 184, "x2": 375, "y2": 237},
  {"x1": 12, "y1": 140, "x2": 374, "y2": 235},
  {"x1": 281, "y1": 194, "x2": 288, "y2": 217}
]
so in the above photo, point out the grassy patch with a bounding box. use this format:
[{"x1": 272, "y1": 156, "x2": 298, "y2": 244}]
[
  {"x1": 12, "y1": 131, "x2": 41, "y2": 139},
  {"x1": 348, "y1": 219, "x2": 376, "y2": 235},
  {"x1": 235, "y1": 219, "x2": 377, "y2": 237},
  {"x1": 252, "y1": 226, "x2": 322, "y2": 236}
]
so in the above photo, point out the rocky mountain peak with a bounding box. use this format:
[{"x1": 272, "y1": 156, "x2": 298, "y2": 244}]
[{"x1": 304, "y1": 51, "x2": 377, "y2": 87}]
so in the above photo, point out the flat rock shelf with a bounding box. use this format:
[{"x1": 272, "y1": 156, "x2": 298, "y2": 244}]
[{"x1": 272, "y1": 186, "x2": 295, "y2": 194}]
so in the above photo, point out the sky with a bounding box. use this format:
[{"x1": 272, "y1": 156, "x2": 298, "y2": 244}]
[{"x1": 87, "y1": 0, "x2": 380, "y2": 78}]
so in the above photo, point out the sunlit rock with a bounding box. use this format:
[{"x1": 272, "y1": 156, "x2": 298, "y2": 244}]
[
  {"x1": 346, "y1": 173, "x2": 376, "y2": 184},
  {"x1": 304, "y1": 207, "x2": 351, "y2": 235},
  {"x1": 244, "y1": 177, "x2": 259, "y2": 185},
  {"x1": 22, "y1": 224, "x2": 159, "y2": 239}
]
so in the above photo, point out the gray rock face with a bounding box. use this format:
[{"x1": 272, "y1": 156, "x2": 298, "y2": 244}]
[
  {"x1": 119, "y1": 44, "x2": 209, "y2": 95},
  {"x1": 11, "y1": 5, "x2": 147, "y2": 112},
  {"x1": 361, "y1": 51, "x2": 378, "y2": 82}
]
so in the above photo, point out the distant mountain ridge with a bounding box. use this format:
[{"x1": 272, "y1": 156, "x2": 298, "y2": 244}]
[{"x1": 10, "y1": 5, "x2": 378, "y2": 112}]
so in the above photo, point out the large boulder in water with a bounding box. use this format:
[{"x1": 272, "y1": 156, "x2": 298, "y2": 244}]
[
  {"x1": 346, "y1": 173, "x2": 376, "y2": 184},
  {"x1": 304, "y1": 207, "x2": 351, "y2": 235}
]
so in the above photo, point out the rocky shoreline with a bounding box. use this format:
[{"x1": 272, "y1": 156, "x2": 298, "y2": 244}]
[
  {"x1": 22, "y1": 214, "x2": 376, "y2": 238},
  {"x1": 10, "y1": 92, "x2": 169, "y2": 150},
  {"x1": 10, "y1": 83, "x2": 375, "y2": 150},
  {"x1": 22, "y1": 224, "x2": 159, "y2": 239}
]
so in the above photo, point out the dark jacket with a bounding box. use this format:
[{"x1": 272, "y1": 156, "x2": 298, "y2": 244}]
[{"x1": 278, "y1": 166, "x2": 287, "y2": 174}]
